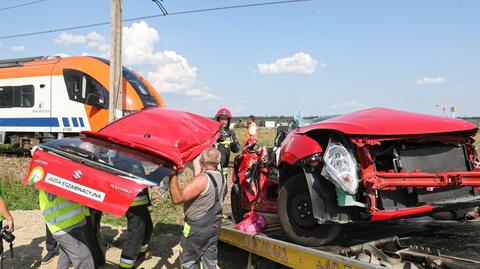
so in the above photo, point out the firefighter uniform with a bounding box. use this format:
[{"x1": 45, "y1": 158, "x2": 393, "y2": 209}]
[
  {"x1": 39, "y1": 190, "x2": 94, "y2": 269},
  {"x1": 119, "y1": 188, "x2": 153, "y2": 269},
  {"x1": 180, "y1": 170, "x2": 227, "y2": 269}
]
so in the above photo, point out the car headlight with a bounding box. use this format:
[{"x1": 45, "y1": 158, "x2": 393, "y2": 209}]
[{"x1": 321, "y1": 135, "x2": 359, "y2": 194}]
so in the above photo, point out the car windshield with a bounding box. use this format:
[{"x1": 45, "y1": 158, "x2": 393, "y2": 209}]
[
  {"x1": 40, "y1": 137, "x2": 173, "y2": 185},
  {"x1": 288, "y1": 116, "x2": 332, "y2": 132}
]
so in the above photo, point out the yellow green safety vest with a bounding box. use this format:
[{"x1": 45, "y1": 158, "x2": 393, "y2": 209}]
[
  {"x1": 39, "y1": 190, "x2": 89, "y2": 233},
  {"x1": 131, "y1": 189, "x2": 149, "y2": 207}
]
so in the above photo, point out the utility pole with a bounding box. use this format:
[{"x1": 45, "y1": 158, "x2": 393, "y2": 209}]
[{"x1": 109, "y1": 0, "x2": 122, "y2": 122}]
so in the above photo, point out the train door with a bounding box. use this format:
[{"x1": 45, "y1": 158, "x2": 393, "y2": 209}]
[{"x1": 50, "y1": 69, "x2": 109, "y2": 135}]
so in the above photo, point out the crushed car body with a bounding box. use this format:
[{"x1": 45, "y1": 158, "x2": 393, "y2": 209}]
[
  {"x1": 231, "y1": 107, "x2": 480, "y2": 246},
  {"x1": 24, "y1": 108, "x2": 220, "y2": 216}
]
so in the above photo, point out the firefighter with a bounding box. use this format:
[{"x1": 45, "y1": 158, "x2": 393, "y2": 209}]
[
  {"x1": 115, "y1": 156, "x2": 153, "y2": 269},
  {"x1": 169, "y1": 147, "x2": 227, "y2": 269},
  {"x1": 39, "y1": 191, "x2": 94, "y2": 269},
  {"x1": 214, "y1": 108, "x2": 240, "y2": 169}
]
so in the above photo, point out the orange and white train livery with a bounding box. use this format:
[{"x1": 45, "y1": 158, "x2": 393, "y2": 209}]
[{"x1": 0, "y1": 56, "x2": 165, "y2": 146}]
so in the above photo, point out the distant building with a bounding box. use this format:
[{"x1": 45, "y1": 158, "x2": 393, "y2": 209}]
[{"x1": 264, "y1": 121, "x2": 276, "y2": 128}]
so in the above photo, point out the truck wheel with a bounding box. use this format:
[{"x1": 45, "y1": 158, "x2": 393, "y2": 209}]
[
  {"x1": 231, "y1": 182, "x2": 248, "y2": 223},
  {"x1": 278, "y1": 175, "x2": 341, "y2": 246}
]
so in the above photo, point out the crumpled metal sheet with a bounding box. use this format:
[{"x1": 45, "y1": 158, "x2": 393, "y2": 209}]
[{"x1": 83, "y1": 108, "x2": 220, "y2": 169}]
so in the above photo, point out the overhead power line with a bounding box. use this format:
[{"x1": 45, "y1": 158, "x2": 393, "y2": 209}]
[
  {"x1": 152, "y1": 0, "x2": 168, "y2": 15},
  {"x1": 0, "y1": 0, "x2": 309, "y2": 40},
  {"x1": 0, "y1": 0, "x2": 46, "y2": 11}
]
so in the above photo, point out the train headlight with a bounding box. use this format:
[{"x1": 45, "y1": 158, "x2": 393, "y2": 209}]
[{"x1": 321, "y1": 135, "x2": 359, "y2": 194}]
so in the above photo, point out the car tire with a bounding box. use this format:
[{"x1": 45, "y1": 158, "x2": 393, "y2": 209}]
[
  {"x1": 277, "y1": 175, "x2": 341, "y2": 246},
  {"x1": 231, "y1": 182, "x2": 248, "y2": 223}
]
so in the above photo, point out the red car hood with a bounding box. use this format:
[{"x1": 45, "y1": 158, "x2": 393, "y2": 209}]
[
  {"x1": 82, "y1": 108, "x2": 220, "y2": 169},
  {"x1": 298, "y1": 107, "x2": 478, "y2": 136}
]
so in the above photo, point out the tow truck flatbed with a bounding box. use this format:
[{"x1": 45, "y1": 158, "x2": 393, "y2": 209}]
[{"x1": 219, "y1": 214, "x2": 480, "y2": 268}]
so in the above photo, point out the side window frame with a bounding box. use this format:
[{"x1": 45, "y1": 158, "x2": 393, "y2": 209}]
[
  {"x1": 0, "y1": 85, "x2": 34, "y2": 108},
  {"x1": 0, "y1": 86, "x2": 14, "y2": 108},
  {"x1": 16, "y1": 85, "x2": 35, "y2": 107},
  {"x1": 63, "y1": 69, "x2": 109, "y2": 109}
]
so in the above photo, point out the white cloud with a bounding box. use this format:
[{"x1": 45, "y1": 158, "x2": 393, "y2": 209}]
[
  {"x1": 52, "y1": 22, "x2": 217, "y2": 100},
  {"x1": 416, "y1": 76, "x2": 447, "y2": 85},
  {"x1": 327, "y1": 99, "x2": 366, "y2": 110},
  {"x1": 257, "y1": 52, "x2": 320, "y2": 75},
  {"x1": 10, "y1": 45, "x2": 25, "y2": 52},
  {"x1": 54, "y1": 32, "x2": 86, "y2": 45},
  {"x1": 86, "y1": 32, "x2": 109, "y2": 53}
]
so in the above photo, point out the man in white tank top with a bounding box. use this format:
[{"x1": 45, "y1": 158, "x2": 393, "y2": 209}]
[{"x1": 169, "y1": 147, "x2": 227, "y2": 269}]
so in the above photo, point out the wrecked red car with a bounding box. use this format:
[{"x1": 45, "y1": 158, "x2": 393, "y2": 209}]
[
  {"x1": 24, "y1": 108, "x2": 220, "y2": 216},
  {"x1": 231, "y1": 108, "x2": 480, "y2": 246}
]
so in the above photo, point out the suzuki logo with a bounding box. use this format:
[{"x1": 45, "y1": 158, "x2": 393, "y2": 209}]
[{"x1": 72, "y1": 170, "x2": 83, "y2": 180}]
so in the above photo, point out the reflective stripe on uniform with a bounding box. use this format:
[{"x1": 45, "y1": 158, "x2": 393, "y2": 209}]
[
  {"x1": 131, "y1": 195, "x2": 149, "y2": 206},
  {"x1": 139, "y1": 244, "x2": 148, "y2": 253},
  {"x1": 183, "y1": 223, "x2": 191, "y2": 238},
  {"x1": 45, "y1": 207, "x2": 84, "y2": 225},
  {"x1": 39, "y1": 190, "x2": 88, "y2": 233},
  {"x1": 119, "y1": 257, "x2": 135, "y2": 268},
  {"x1": 42, "y1": 200, "x2": 74, "y2": 216},
  {"x1": 134, "y1": 195, "x2": 148, "y2": 202}
]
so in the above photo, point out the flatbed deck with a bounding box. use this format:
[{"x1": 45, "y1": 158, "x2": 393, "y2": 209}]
[{"x1": 219, "y1": 215, "x2": 480, "y2": 268}]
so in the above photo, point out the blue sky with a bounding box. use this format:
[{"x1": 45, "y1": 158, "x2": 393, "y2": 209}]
[{"x1": 0, "y1": 0, "x2": 479, "y2": 117}]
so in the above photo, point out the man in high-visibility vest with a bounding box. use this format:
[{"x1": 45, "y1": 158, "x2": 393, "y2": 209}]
[
  {"x1": 39, "y1": 190, "x2": 94, "y2": 269},
  {"x1": 114, "y1": 155, "x2": 153, "y2": 269}
]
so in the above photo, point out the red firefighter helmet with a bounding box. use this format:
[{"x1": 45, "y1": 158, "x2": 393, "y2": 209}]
[
  {"x1": 215, "y1": 108, "x2": 232, "y2": 121},
  {"x1": 215, "y1": 108, "x2": 232, "y2": 129}
]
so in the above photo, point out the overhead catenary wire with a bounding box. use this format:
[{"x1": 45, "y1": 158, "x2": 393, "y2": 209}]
[
  {"x1": 152, "y1": 0, "x2": 168, "y2": 15},
  {"x1": 0, "y1": 0, "x2": 46, "y2": 11},
  {"x1": 0, "y1": 0, "x2": 310, "y2": 40}
]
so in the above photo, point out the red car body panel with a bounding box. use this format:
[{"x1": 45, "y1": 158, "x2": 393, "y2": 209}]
[
  {"x1": 297, "y1": 107, "x2": 477, "y2": 136},
  {"x1": 257, "y1": 108, "x2": 480, "y2": 223},
  {"x1": 83, "y1": 108, "x2": 221, "y2": 170},
  {"x1": 25, "y1": 149, "x2": 146, "y2": 216},
  {"x1": 279, "y1": 132, "x2": 323, "y2": 165},
  {"x1": 24, "y1": 108, "x2": 220, "y2": 215}
]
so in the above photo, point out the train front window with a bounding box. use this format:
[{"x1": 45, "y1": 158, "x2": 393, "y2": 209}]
[{"x1": 123, "y1": 69, "x2": 150, "y2": 96}]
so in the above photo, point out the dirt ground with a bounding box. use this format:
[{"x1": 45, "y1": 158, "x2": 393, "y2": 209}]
[{"x1": 2, "y1": 210, "x2": 248, "y2": 269}]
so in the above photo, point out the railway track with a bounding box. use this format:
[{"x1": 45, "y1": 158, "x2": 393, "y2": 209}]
[{"x1": 0, "y1": 148, "x2": 31, "y2": 157}]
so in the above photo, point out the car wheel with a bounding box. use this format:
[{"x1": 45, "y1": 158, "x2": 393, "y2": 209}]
[
  {"x1": 430, "y1": 208, "x2": 475, "y2": 220},
  {"x1": 231, "y1": 182, "x2": 248, "y2": 223},
  {"x1": 277, "y1": 175, "x2": 341, "y2": 246}
]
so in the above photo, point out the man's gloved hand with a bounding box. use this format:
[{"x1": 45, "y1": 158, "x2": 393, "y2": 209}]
[{"x1": 230, "y1": 142, "x2": 240, "y2": 153}]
